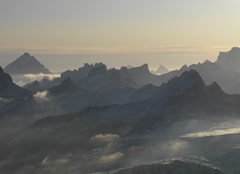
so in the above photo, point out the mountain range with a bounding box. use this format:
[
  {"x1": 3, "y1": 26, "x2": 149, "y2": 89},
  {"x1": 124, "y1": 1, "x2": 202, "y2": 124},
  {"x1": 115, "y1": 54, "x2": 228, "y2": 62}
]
[
  {"x1": 1, "y1": 69, "x2": 240, "y2": 173},
  {"x1": 2, "y1": 48, "x2": 240, "y2": 173}
]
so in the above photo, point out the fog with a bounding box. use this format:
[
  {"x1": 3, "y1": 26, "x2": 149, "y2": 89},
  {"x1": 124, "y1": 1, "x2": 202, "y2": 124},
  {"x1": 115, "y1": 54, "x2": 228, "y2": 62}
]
[
  {"x1": 3, "y1": 116, "x2": 240, "y2": 174},
  {"x1": 12, "y1": 73, "x2": 61, "y2": 87}
]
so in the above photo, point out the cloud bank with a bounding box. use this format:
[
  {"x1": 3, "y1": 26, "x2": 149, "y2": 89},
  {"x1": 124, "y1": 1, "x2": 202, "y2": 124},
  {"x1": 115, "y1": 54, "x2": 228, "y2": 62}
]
[{"x1": 11, "y1": 73, "x2": 60, "y2": 87}]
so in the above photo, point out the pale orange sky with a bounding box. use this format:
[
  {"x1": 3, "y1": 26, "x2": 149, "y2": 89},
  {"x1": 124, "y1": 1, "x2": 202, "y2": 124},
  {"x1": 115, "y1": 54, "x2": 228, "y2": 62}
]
[{"x1": 1, "y1": 0, "x2": 240, "y2": 71}]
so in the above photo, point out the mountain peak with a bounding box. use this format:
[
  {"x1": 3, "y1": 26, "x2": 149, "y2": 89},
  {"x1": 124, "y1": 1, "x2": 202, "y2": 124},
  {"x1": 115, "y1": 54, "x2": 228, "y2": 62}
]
[
  {"x1": 165, "y1": 69, "x2": 205, "y2": 95},
  {"x1": 23, "y1": 52, "x2": 30, "y2": 56},
  {"x1": 48, "y1": 77, "x2": 86, "y2": 96},
  {"x1": 151, "y1": 64, "x2": 169, "y2": 74},
  {"x1": 4, "y1": 53, "x2": 51, "y2": 75},
  {"x1": 205, "y1": 82, "x2": 224, "y2": 96},
  {"x1": 88, "y1": 64, "x2": 107, "y2": 76}
]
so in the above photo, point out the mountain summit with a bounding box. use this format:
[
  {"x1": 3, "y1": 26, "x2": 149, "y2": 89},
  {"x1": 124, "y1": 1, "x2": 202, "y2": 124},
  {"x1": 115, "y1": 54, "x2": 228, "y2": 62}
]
[
  {"x1": 151, "y1": 65, "x2": 169, "y2": 74},
  {"x1": 4, "y1": 53, "x2": 51, "y2": 75}
]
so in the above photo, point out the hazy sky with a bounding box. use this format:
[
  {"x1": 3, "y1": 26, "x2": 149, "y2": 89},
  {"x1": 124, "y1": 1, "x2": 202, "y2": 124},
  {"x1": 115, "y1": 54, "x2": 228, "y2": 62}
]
[{"x1": 1, "y1": 0, "x2": 240, "y2": 71}]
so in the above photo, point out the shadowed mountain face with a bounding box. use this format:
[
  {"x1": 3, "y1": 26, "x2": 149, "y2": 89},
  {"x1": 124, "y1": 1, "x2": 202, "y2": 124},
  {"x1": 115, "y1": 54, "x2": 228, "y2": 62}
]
[
  {"x1": 0, "y1": 66, "x2": 32, "y2": 99},
  {"x1": 215, "y1": 47, "x2": 240, "y2": 72},
  {"x1": 48, "y1": 77, "x2": 88, "y2": 97},
  {"x1": 4, "y1": 53, "x2": 51, "y2": 75}
]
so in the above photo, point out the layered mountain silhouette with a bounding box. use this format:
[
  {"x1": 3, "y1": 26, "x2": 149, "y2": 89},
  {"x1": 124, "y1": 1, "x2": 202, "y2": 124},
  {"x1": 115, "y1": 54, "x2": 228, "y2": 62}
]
[
  {"x1": 24, "y1": 63, "x2": 152, "y2": 94},
  {"x1": 1, "y1": 70, "x2": 240, "y2": 173},
  {"x1": 1, "y1": 69, "x2": 236, "y2": 122},
  {"x1": 4, "y1": 53, "x2": 51, "y2": 75},
  {"x1": 2, "y1": 48, "x2": 240, "y2": 173},
  {"x1": 151, "y1": 65, "x2": 169, "y2": 74},
  {"x1": 148, "y1": 60, "x2": 240, "y2": 94},
  {"x1": 0, "y1": 66, "x2": 31, "y2": 99}
]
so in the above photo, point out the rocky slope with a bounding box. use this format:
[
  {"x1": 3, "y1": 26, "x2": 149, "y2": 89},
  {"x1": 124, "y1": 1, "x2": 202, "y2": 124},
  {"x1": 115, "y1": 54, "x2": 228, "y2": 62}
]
[{"x1": 0, "y1": 66, "x2": 31, "y2": 99}]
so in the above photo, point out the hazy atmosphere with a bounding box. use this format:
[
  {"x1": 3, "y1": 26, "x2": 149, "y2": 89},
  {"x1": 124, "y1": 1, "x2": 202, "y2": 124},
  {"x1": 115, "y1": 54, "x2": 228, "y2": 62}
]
[
  {"x1": 2, "y1": 1, "x2": 240, "y2": 174},
  {"x1": 1, "y1": 1, "x2": 240, "y2": 71}
]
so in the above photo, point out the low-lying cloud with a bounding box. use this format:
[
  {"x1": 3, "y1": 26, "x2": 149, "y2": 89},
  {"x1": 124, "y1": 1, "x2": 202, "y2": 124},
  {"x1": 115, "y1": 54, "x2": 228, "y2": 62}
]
[
  {"x1": 34, "y1": 90, "x2": 49, "y2": 100},
  {"x1": 12, "y1": 73, "x2": 60, "y2": 87}
]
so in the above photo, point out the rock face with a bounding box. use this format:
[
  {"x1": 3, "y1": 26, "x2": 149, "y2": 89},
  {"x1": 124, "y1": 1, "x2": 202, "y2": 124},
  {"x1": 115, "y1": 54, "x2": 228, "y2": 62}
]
[
  {"x1": 128, "y1": 64, "x2": 150, "y2": 79},
  {"x1": 48, "y1": 77, "x2": 88, "y2": 96},
  {"x1": 0, "y1": 66, "x2": 13, "y2": 91},
  {"x1": 0, "y1": 66, "x2": 32, "y2": 99},
  {"x1": 60, "y1": 63, "x2": 104, "y2": 81},
  {"x1": 4, "y1": 52, "x2": 51, "y2": 75},
  {"x1": 151, "y1": 65, "x2": 169, "y2": 74},
  {"x1": 215, "y1": 47, "x2": 240, "y2": 71}
]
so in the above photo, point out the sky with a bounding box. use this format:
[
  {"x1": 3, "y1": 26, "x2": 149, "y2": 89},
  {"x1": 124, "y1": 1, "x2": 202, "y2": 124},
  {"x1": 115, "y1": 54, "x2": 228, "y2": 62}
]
[{"x1": 1, "y1": 0, "x2": 240, "y2": 71}]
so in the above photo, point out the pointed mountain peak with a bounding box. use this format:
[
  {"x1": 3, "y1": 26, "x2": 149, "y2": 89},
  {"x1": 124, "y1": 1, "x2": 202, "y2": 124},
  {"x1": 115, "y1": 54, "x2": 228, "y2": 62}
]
[
  {"x1": 204, "y1": 59, "x2": 212, "y2": 63},
  {"x1": 205, "y1": 82, "x2": 224, "y2": 96},
  {"x1": 165, "y1": 69, "x2": 205, "y2": 94},
  {"x1": 48, "y1": 77, "x2": 86, "y2": 96},
  {"x1": 23, "y1": 52, "x2": 30, "y2": 56},
  {"x1": 179, "y1": 69, "x2": 205, "y2": 85},
  {"x1": 151, "y1": 64, "x2": 169, "y2": 74},
  {"x1": 4, "y1": 53, "x2": 51, "y2": 75},
  {"x1": 179, "y1": 64, "x2": 188, "y2": 71}
]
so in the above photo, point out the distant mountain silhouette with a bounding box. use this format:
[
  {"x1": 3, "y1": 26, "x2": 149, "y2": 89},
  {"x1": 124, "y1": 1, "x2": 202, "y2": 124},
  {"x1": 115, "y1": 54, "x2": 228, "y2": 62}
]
[
  {"x1": 215, "y1": 47, "x2": 240, "y2": 71},
  {"x1": 126, "y1": 65, "x2": 133, "y2": 69},
  {"x1": 4, "y1": 52, "x2": 51, "y2": 75},
  {"x1": 151, "y1": 65, "x2": 169, "y2": 74}
]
